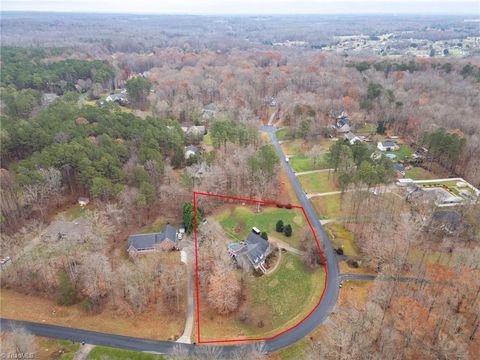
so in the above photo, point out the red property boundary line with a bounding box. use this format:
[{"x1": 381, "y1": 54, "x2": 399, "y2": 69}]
[{"x1": 193, "y1": 191, "x2": 328, "y2": 344}]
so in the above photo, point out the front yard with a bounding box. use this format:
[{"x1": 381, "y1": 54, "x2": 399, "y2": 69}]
[
  {"x1": 217, "y1": 206, "x2": 307, "y2": 248},
  {"x1": 297, "y1": 171, "x2": 339, "y2": 194},
  {"x1": 290, "y1": 154, "x2": 330, "y2": 173},
  {"x1": 311, "y1": 194, "x2": 342, "y2": 219}
]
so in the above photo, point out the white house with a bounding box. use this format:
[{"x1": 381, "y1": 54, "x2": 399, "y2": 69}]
[
  {"x1": 344, "y1": 131, "x2": 362, "y2": 145},
  {"x1": 377, "y1": 140, "x2": 399, "y2": 151}
]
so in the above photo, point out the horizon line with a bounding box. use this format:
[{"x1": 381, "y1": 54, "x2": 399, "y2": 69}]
[{"x1": 1, "y1": 10, "x2": 477, "y2": 16}]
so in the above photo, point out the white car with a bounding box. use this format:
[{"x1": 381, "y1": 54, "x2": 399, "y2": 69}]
[{"x1": 285, "y1": 157, "x2": 289, "y2": 163}]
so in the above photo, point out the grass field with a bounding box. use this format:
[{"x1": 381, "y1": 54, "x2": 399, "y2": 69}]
[
  {"x1": 297, "y1": 172, "x2": 339, "y2": 194},
  {"x1": 276, "y1": 128, "x2": 292, "y2": 141},
  {"x1": 385, "y1": 145, "x2": 413, "y2": 161},
  {"x1": 36, "y1": 338, "x2": 80, "y2": 360},
  {"x1": 217, "y1": 206, "x2": 306, "y2": 248},
  {"x1": 250, "y1": 253, "x2": 325, "y2": 331},
  {"x1": 356, "y1": 123, "x2": 376, "y2": 135},
  {"x1": 290, "y1": 154, "x2": 329, "y2": 173},
  {"x1": 88, "y1": 346, "x2": 165, "y2": 360},
  {"x1": 199, "y1": 253, "x2": 325, "y2": 341},
  {"x1": 311, "y1": 194, "x2": 342, "y2": 219},
  {"x1": 405, "y1": 167, "x2": 437, "y2": 180},
  {"x1": 203, "y1": 133, "x2": 213, "y2": 146},
  {"x1": 0, "y1": 289, "x2": 184, "y2": 341},
  {"x1": 324, "y1": 223, "x2": 360, "y2": 257},
  {"x1": 281, "y1": 140, "x2": 303, "y2": 156}
]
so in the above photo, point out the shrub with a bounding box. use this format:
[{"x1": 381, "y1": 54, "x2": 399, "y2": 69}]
[
  {"x1": 276, "y1": 220, "x2": 284, "y2": 232},
  {"x1": 284, "y1": 224, "x2": 292, "y2": 237},
  {"x1": 260, "y1": 231, "x2": 268, "y2": 240}
]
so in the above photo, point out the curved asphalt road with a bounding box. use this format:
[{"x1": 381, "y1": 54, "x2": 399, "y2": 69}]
[{"x1": 1, "y1": 126, "x2": 340, "y2": 356}]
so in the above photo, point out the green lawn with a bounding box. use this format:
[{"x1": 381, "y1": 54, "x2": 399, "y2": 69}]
[
  {"x1": 276, "y1": 128, "x2": 292, "y2": 141},
  {"x1": 405, "y1": 167, "x2": 437, "y2": 180},
  {"x1": 281, "y1": 140, "x2": 303, "y2": 156},
  {"x1": 311, "y1": 194, "x2": 342, "y2": 219},
  {"x1": 324, "y1": 223, "x2": 360, "y2": 257},
  {"x1": 290, "y1": 154, "x2": 330, "y2": 173},
  {"x1": 250, "y1": 253, "x2": 325, "y2": 331},
  {"x1": 37, "y1": 338, "x2": 80, "y2": 360},
  {"x1": 88, "y1": 346, "x2": 164, "y2": 360},
  {"x1": 386, "y1": 145, "x2": 413, "y2": 161},
  {"x1": 356, "y1": 123, "x2": 376, "y2": 135},
  {"x1": 217, "y1": 206, "x2": 306, "y2": 248},
  {"x1": 203, "y1": 133, "x2": 212, "y2": 146},
  {"x1": 297, "y1": 172, "x2": 339, "y2": 194}
]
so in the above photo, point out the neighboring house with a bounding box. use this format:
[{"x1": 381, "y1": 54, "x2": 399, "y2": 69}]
[
  {"x1": 202, "y1": 103, "x2": 218, "y2": 120},
  {"x1": 184, "y1": 145, "x2": 201, "y2": 159},
  {"x1": 127, "y1": 224, "x2": 178, "y2": 257},
  {"x1": 334, "y1": 117, "x2": 351, "y2": 133},
  {"x1": 106, "y1": 93, "x2": 128, "y2": 105},
  {"x1": 377, "y1": 140, "x2": 399, "y2": 151},
  {"x1": 228, "y1": 230, "x2": 272, "y2": 273},
  {"x1": 394, "y1": 163, "x2": 406, "y2": 176},
  {"x1": 344, "y1": 131, "x2": 362, "y2": 145},
  {"x1": 181, "y1": 125, "x2": 206, "y2": 142}
]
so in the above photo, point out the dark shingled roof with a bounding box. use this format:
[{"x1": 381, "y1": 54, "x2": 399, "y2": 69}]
[
  {"x1": 228, "y1": 232, "x2": 271, "y2": 269},
  {"x1": 128, "y1": 224, "x2": 177, "y2": 250}
]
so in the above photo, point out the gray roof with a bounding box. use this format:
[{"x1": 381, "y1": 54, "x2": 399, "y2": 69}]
[
  {"x1": 345, "y1": 132, "x2": 356, "y2": 141},
  {"x1": 382, "y1": 140, "x2": 397, "y2": 147},
  {"x1": 394, "y1": 163, "x2": 405, "y2": 172},
  {"x1": 128, "y1": 224, "x2": 177, "y2": 250},
  {"x1": 228, "y1": 232, "x2": 271, "y2": 269}
]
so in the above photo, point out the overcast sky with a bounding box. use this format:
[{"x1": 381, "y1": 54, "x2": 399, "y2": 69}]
[{"x1": 2, "y1": 0, "x2": 479, "y2": 15}]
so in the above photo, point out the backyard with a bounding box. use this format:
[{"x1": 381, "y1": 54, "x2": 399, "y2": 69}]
[
  {"x1": 297, "y1": 171, "x2": 339, "y2": 194},
  {"x1": 385, "y1": 144, "x2": 413, "y2": 161},
  {"x1": 405, "y1": 167, "x2": 437, "y2": 180},
  {"x1": 198, "y1": 252, "x2": 325, "y2": 341},
  {"x1": 217, "y1": 205, "x2": 307, "y2": 248}
]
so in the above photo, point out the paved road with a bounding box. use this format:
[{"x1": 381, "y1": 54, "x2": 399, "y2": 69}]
[
  {"x1": 1, "y1": 125, "x2": 341, "y2": 356},
  {"x1": 340, "y1": 273, "x2": 429, "y2": 284},
  {"x1": 261, "y1": 124, "x2": 341, "y2": 343}
]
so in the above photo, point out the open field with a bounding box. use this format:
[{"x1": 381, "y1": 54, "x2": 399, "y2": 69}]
[
  {"x1": 311, "y1": 194, "x2": 342, "y2": 219},
  {"x1": 297, "y1": 172, "x2": 339, "y2": 194},
  {"x1": 199, "y1": 253, "x2": 325, "y2": 341},
  {"x1": 0, "y1": 289, "x2": 185, "y2": 341},
  {"x1": 217, "y1": 206, "x2": 307, "y2": 248},
  {"x1": 290, "y1": 154, "x2": 329, "y2": 173},
  {"x1": 405, "y1": 166, "x2": 437, "y2": 180}
]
